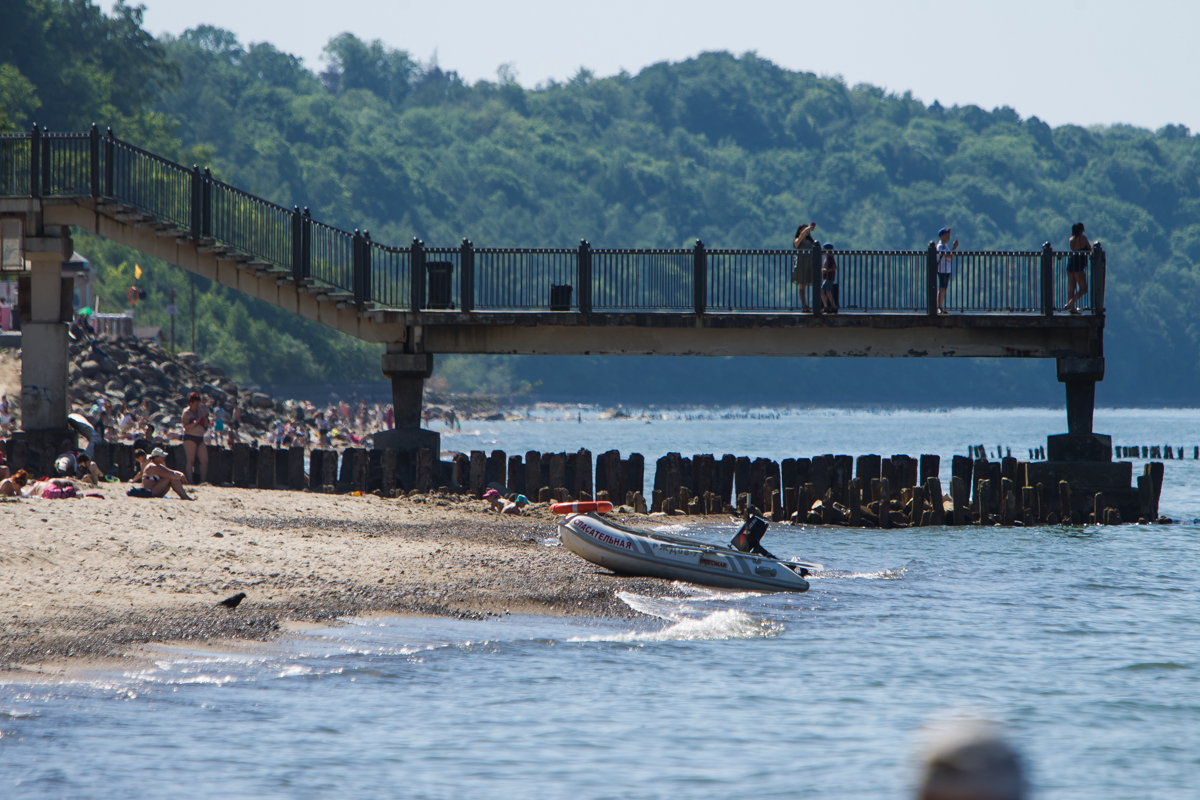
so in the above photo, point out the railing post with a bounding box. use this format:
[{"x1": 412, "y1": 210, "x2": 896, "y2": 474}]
[
  {"x1": 1092, "y1": 242, "x2": 1105, "y2": 316},
  {"x1": 460, "y1": 238, "x2": 474, "y2": 313},
  {"x1": 190, "y1": 166, "x2": 202, "y2": 239},
  {"x1": 693, "y1": 239, "x2": 706, "y2": 316},
  {"x1": 1041, "y1": 241, "x2": 1054, "y2": 316},
  {"x1": 361, "y1": 231, "x2": 372, "y2": 305},
  {"x1": 577, "y1": 239, "x2": 591, "y2": 314},
  {"x1": 410, "y1": 238, "x2": 425, "y2": 312},
  {"x1": 352, "y1": 229, "x2": 364, "y2": 305},
  {"x1": 291, "y1": 206, "x2": 302, "y2": 281},
  {"x1": 104, "y1": 127, "x2": 114, "y2": 198},
  {"x1": 926, "y1": 241, "x2": 938, "y2": 316},
  {"x1": 811, "y1": 240, "x2": 822, "y2": 315},
  {"x1": 29, "y1": 123, "x2": 40, "y2": 198},
  {"x1": 41, "y1": 126, "x2": 51, "y2": 196},
  {"x1": 89, "y1": 123, "x2": 99, "y2": 199},
  {"x1": 201, "y1": 168, "x2": 212, "y2": 238},
  {"x1": 301, "y1": 207, "x2": 311, "y2": 280}
]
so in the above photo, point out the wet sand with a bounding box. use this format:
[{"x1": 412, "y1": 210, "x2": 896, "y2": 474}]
[{"x1": 0, "y1": 488, "x2": 678, "y2": 675}]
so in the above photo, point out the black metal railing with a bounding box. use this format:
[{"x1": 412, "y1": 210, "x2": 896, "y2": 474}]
[{"x1": 0, "y1": 125, "x2": 1108, "y2": 318}]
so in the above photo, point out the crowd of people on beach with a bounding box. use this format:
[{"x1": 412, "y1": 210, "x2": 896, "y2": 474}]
[{"x1": 793, "y1": 220, "x2": 1095, "y2": 315}]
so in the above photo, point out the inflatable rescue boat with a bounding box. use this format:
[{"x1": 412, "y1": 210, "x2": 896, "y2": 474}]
[{"x1": 554, "y1": 505, "x2": 815, "y2": 592}]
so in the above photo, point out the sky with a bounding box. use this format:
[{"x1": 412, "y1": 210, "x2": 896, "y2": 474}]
[{"x1": 134, "y1": 0, "x2": 1199, "y2": 134}]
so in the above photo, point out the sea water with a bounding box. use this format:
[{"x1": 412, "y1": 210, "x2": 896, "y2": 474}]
[{"x1": 3, "y1": 408, "x2": 1200, "y2": 799}]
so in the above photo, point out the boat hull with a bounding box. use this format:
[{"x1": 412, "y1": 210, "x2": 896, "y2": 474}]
[{"x1": 558, "y1": 514, "x2": 809, "y2": 593}]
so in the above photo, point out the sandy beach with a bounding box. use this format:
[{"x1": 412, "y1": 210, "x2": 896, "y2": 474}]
[{"x1": 0, "y1": 488, "x2": 677, "y2": 675}]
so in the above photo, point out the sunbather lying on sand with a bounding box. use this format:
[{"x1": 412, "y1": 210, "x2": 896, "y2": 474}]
[{"x1": 22, "y1": 477, "x2": 79, "y2": 498}]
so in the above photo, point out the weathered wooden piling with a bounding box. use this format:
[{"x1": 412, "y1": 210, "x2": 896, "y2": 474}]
[
  {"x1": 525, "y1": 451, "x2": 542, "y2": 501},
  {"x1": 508, "y1": 454, "x2": 524, "y2": 495},
  {"x1": 256, "y1": 446, "x2": 275, "y2": 490}
]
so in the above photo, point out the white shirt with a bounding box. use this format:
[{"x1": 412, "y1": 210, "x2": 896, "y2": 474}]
[{"x1": 937, "y1": 241, "x2": 955, "y2": 274}]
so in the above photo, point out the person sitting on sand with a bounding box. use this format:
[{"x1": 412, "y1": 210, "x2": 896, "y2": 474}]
[
  {"x1": 143, "y1": 447, "x2": 193, "y2": 499},
  {"x1": 0, "y1": 469, "x2": 30, "y2": 497},
  {"x1": 75, "y1": 452, "x2": 103, "y2": 486},
  {"x1": 483, "y1": 488, "x2": 521, "y2": 515},
  {"x1": 131, "y1": 450, "x2": 149, "y2": 484}
]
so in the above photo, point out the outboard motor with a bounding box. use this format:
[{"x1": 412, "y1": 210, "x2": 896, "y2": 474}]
[{"x1": 730, "y1": 515, "x2": 776, "y2": 559}]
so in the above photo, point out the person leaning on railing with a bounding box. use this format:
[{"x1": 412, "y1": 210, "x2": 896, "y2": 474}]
[
  {"x1": 1066, "y1": 222, "x2": 1091, "y2": 314},
  {"x1": 935, "y1": 226, "x2": 959, "y2": 315},
  {"x1": 792, "y1": 221, "x2": 817, "y2": 312}
]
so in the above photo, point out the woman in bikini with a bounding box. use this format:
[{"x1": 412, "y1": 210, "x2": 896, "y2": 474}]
[
  {"x1": 144, "y1": 447, "x2": 193, "y2": 499},
  {"x1": 1066, "y1": 222, "x2": 1092, "y2": 314},
  {"x1": 181, "y1": 391, "x2": 210, "y2": 484}
]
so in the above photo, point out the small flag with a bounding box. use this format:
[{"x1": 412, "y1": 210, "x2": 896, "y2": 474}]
[{"x1": 134, "y1": 264, "x2": 143, "y2": 279}]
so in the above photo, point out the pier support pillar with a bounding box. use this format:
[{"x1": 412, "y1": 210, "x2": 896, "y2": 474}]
[
  {"x1": 1049, "y1": 357, "x2": 1110, "y2": 462},
  {"x1": 14, "y1": 227, "x2": 75, "y2": 459},
  {"x1": 374, "y1": 351, "x2": 439, "y2": 454}
]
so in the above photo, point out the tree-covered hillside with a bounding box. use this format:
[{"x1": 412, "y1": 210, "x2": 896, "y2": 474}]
[{"x1": 3, "y1": 2, "x2": 1199, "y2": 405}]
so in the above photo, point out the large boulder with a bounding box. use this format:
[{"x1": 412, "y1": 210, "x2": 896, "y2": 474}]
[
  {"x1": 251, "y1": 392, "x2": 274, "y2": 409},
  {"x1": 80, "y1": 360, "x2": 101, "y2": 378},
  {"x1": 104, "y1": 378, "x2": 125, "y2": 393}
]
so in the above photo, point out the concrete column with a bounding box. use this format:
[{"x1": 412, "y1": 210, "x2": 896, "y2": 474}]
[
  {"x1": 1048, "y1": 357, "x2": 1110, "y2": 462},
  {"x1": 1064, "y1": 380, "x2": 1096, "y2": 435},
  {"x1": 373, "y1": 350, "x2": 439, "y2": 454},
  {"x1": 20, "y1": 229, "x2": 73, "y2": 434},
  {"x1": 391, "y1": 374, "x2": 425, "y2": 429},
  {"x1": 1057, "y1": 357, "x2": 1103, "y2": 435}
]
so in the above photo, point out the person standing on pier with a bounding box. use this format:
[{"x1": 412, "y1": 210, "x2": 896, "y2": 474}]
[
  {"x1": 936, "y1": 227, "x2": 958, "y2": 314},
  {"x1": 820, "y1": 243, "x2": 839, "y2": 313},
  {"x1": 792, "y1": 221, "x2": 817, "y2": 312},
  {"x1": 1066, "y1": 222, "x2": 1091, "y2": 314}
]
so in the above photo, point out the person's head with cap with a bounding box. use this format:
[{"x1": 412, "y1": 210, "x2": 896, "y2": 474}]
[
  {"x1": 938, "y1": 227, "x2": 952, "y2": 241},
  {"x1": 150, "y1": 447, "x2": 169, "y2": 461},
  {"x1": 823, "y1": 243, "x2": 834, "y2": 250},
  {"x1": 918, "y1": 721, "x2": 1025, "y2": 800},
  {"x1": 482, "y1": 488, "x2": 507, "y2": 510}
]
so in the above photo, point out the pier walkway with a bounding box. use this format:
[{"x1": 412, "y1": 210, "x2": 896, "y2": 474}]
[{"x1": 1, "y1": 126, "x2": 1107, "y2": 455}]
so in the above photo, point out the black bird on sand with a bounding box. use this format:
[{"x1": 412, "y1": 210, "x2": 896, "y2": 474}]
[{"x1": 217, "y1": 592, "x2": 246, "y2": 609}]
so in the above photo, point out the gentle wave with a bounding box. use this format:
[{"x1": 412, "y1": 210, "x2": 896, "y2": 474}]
[
  {"x1": 570, "y1": 607, "x2": 780, "y2": 643},
  {"x1": 809, "y1": 567, "x2": 908, "y2": 580}
]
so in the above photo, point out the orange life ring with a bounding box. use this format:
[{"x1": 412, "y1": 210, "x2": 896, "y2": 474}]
[
  {"x1": 126, "y1": 286, "x2": 139, "y2": 306},
  {"x1": 551, "y1": 501, "x2": 613, "y2": 515}
]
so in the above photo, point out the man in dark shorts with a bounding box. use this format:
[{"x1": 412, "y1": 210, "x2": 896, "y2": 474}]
[{"x1": 935, "y1": 227, "x2": 959, "y2": 314}]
